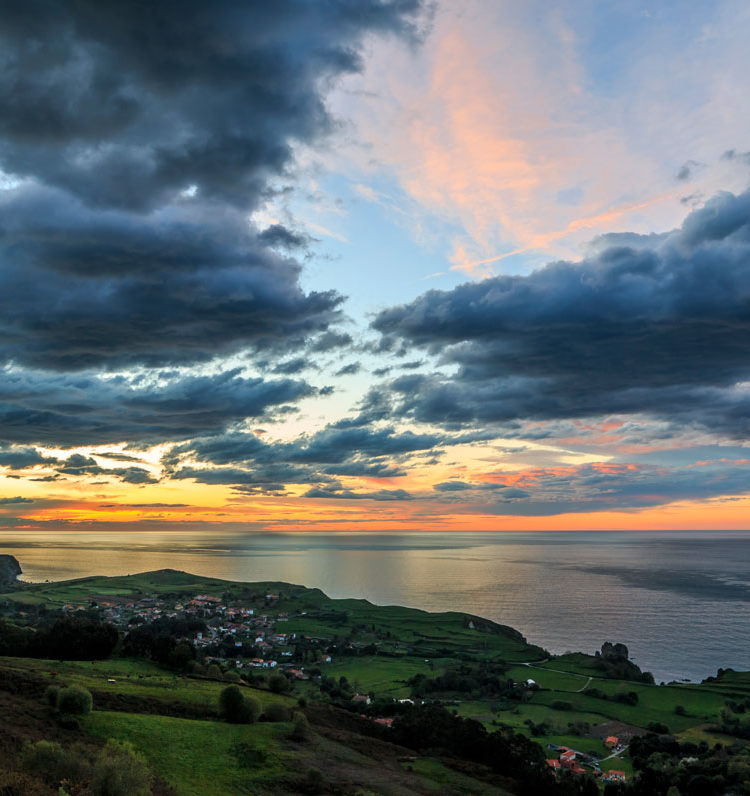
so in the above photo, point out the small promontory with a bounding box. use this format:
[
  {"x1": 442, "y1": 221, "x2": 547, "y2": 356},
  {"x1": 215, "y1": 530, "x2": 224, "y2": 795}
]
[{"x1": 0, "y1": 555, "x2": 22, "y2": 588}]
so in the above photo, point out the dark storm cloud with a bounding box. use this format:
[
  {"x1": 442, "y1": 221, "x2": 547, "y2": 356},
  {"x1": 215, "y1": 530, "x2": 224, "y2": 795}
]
[
  {"x1": 0, "y1": 189, "x2": 343, "y2": 370},
  {"x1": 94, "y1": 452, "x2": 145, "y2": 463},
  {"x1": 433, "y1": 481, "x2": 473, "y2": 491},
  {"x1": 163, "y1": 425, "x2": 442, "y2": 491},
  {"x1": 257, "y1": 225, "x2": 311, "y2": 250},
  {"x1": 309, "y1": 331, "x2": 354, "y2": 353},
  {"x1": 0, "y1": 496, "x2": 34, "y2": 505},
  {"x1": 0, "y1": 368, "x2": 315, "y2": 447},
  {"x1": 304, "y1": 487, "x2": 414, "y2": 501},
  {"x1": 54, "y1": 453, "x2": 157, "y2": 484},
  {"x1": 170, "y1": 426, "x2": 443, "y2": 468},
  {"x1": 372, "y1": 188, "x2": 750, "y2": 436},
  {"x1": 334, "y1": 362, "x2": 361, "y2": 377},
  {"x1": 271, "y1": 358, "x2": 312, "y2": 375},
  {"x1": 0, "y1": 444, "x2": 58, "y2": 469},
  {"x1": 0, "y1": 0, "x2": 420, "y2": 430},
  {"x1": 323, "y1": 462, "x2": 406, "y2": 478},
  {"x1": 0, "y1": 0, "x2": 422, "y2": 212}
]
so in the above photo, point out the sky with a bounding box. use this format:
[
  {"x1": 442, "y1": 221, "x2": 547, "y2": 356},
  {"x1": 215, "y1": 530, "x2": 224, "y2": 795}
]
[{"x1": 1, "y1": 0, "x2": 750, "y2": 535}]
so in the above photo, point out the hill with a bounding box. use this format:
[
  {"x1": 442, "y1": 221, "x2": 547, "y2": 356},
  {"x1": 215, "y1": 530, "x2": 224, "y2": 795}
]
[{"x1": 2, "y1": 567, "x2": 750, "y2": 794}]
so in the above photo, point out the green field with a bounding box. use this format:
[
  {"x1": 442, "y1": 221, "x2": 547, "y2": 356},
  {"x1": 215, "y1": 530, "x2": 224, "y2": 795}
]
[{"x1": 85, "y1": 711, "x2": 293, "y2": 796}]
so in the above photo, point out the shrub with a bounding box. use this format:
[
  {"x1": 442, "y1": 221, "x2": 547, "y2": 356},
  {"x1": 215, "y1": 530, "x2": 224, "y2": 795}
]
[
  {"x1": 646, "y1": 721, "x2": 670, "y2": 734},
  {"x1": 263, "y1": 702, "x2": 290, "y2": 722},
  {"x1": 56, "y1": 686, "x2": 93, "y2": 716},
  {"x1": 304, "y1": 768, "x2": 325, "y2": 794},
  {"x1": 219, "y1": 685, "x2": 260, "y2": 724},
  {"x1": 231, "y1": 742, "x2": 267, "y2": 768},
  {"x1": 89, "y1": 739, "x2": 151, "y2": 796},
  {"x1": 206, "y1": 663, "x2": 223, "y2": 679},
  {"x1": 20, "y1": 740, "x2": 90, "y2": 786},
  {"x1": 44, "y1": 684, "x2": 61, "y2": 707},
  {"x1": 551, "y1": 700, "x2": 573, "y2": 711},
  {"x1": 290, "y1": 713, "x2": 310, "y2": 741},
  {"x1": 674, "y1": 704, "x2": 686, "y2": 715},
  {"x1": 223, "y1": 671, "x2": 241, "y2": 683},
  {"x1": 268, "y1": 673, "x2": 291, "y2": 694},
  {"x1": 0, "y1": 770, "x2": 52, "y2": 795}
]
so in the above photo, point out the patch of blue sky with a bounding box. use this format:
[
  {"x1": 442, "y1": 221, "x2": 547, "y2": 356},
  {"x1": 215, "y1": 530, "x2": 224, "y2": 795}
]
[{"x1": 297, "y1": 172, "x2": 470, "y2": 322}]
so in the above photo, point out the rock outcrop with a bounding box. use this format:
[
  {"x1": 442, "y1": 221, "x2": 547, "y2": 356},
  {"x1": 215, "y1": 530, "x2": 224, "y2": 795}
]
[{"x1": 0, "y1": 555, "x2": 22, "y2": 587}]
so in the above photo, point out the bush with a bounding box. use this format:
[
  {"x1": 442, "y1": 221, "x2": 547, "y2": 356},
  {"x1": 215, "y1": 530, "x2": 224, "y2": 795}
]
[
  {"x1": 646, "y1": 721, "x2": 670, "y2": 734},
  {"x1": 56, "y1": 686, "x2": 93, "y2": 716},
  {"x1": 674, "y1": 704, "x2": 686, "y2": 715},
  {"x1": 206, "y1": 663, "x2": 223, "y2": 679},
  {"x1": 263, "y1": 703, "x2": 290, "y2": 722},
  {"x1": 223, "y1": 671, "x2": 241, "y2": 683},
  {"x1": 219, "y1": 685, "x2": 260, "y2": 724},
  {"x1": 290, "y1": 713, "x2": 310, "y2": 741},
  {"x1": 0, "y1": 770, "x2": 52, "y2": 796},
  {"x1": 268, "y1": 673, "x2": 291, "y2": 694},
  {"x1": 89, "y1": 739, "x2": 151, "y2": 796},
  {"x1": 551, "y1": 700, "x2": 573, "y2": 711},
  {"x1": 44, "y1": 684, "x2": 61, "y2": 707},
  {"x1": 20, "y1": 740, "x2": 90, "y2": 786},
  {"x1": 304, "y1": 768, "x2": 325, "y2": 794}
]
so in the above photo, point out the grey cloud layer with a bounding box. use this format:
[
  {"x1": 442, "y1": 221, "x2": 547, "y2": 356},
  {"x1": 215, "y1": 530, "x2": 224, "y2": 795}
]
[
  {"x1": 0, "y1": 190, "x2": 343, "y2": 370},
  {"x1": 0, "y1": 0, "x2": 421, "y2": 212},
  {"x1": 0, "y1": 0, "x2": 421, "y2": 456},
  {"x1": 431, "y1": 460, "x2": 750, "y2": 516},
  {"x1": 164, "y1": 426, "x2": 444, "y2": 494},
  {"x1": 0, "y1": 369, "x2": 314, "y2": 446},
  {"x1": 372, "y1": 188, "x2": 750, "y2": 436}
]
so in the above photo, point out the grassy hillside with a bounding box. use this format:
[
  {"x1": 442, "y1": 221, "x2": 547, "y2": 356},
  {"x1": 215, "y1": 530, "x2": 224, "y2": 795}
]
[{"x1": 2, "y1": 567, "x2": 750, "y2": 794}]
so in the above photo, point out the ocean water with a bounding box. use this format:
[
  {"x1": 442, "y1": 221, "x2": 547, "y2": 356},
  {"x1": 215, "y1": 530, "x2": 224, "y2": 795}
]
[{"x1": 2, "y1": 529, "x2": 749, "y2": 683}]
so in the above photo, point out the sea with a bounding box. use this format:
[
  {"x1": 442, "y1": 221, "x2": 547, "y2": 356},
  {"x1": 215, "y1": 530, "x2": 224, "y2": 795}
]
[{"x1": 2, "y1": 529, "x2": 749, "y2": 684}]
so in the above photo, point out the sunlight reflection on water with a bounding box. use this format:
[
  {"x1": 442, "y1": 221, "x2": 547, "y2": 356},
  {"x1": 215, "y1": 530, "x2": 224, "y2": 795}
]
[{"x1": 4, "y1": 529, "x2": 749, "y2": 682}]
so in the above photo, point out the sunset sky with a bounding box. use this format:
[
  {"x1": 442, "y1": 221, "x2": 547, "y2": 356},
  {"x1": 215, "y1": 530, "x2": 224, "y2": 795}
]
[{"x1": 2, "y1": 0, "x2": 750, "y2": 535}]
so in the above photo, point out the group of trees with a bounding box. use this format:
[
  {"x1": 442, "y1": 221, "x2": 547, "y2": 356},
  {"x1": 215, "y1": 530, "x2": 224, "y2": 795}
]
[
  {"x1": 586, "y1": 685, "x2": 639, "y2": 706},
  {"x1": 408, "y1": 661, "x2": 511, "y2": 699},
  {"x1": 390, "y1": 704, "x2": 599, "y2": 795},
  {"x1": 0, "y1": 617, "x2": 118, "y2": 660},
  {"x1": 602, "y1": 732, "x2": 750, "y2": 795},
  {"x1": 122, "y1": 616, "x2": 204, "y2": 669}
]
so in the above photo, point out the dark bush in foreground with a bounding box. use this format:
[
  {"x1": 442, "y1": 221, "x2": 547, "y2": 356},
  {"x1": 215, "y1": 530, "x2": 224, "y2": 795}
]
[
  {"x1": 89, "y1": 739, "x2": 151, "y2": 796},
  {"x1": 262, "y1": 702, "x2": 290, "y2": 722},
  {"x1": 219, "y1": 685, "x2": 260, "y2": 724},
  {"x1": 56, "y1": 685, "x2": 93, "y2": 715}
]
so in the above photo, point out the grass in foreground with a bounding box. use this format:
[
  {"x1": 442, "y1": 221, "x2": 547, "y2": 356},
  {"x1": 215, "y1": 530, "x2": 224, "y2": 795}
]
[{"x1": 85, "y1": 711, "x2": 294, "y2": 796}]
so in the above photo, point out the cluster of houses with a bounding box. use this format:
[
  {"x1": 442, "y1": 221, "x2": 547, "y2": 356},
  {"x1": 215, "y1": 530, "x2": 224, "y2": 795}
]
[
  {"x1": 547, "y1": 742, "x2": 627, "y2": 784},
  {"x1": 62, "y1": 592, "x2": 333, "y2": 676}
]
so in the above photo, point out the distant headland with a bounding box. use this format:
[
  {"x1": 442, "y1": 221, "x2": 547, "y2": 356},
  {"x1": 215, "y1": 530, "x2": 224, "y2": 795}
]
[{"x1": 0, "y1": 554, "x2": 21, "y2": 588}]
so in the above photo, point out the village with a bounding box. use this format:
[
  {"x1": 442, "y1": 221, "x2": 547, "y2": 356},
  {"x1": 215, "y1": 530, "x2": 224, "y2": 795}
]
[{"x1": 60, "y1": 591, "x2": 331, "y2": 681}]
